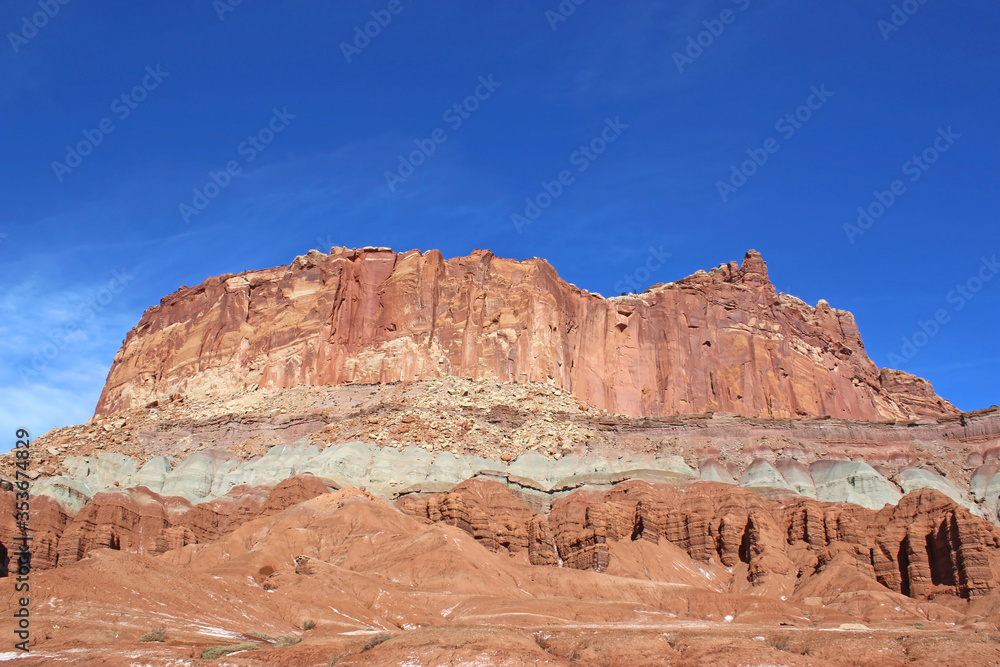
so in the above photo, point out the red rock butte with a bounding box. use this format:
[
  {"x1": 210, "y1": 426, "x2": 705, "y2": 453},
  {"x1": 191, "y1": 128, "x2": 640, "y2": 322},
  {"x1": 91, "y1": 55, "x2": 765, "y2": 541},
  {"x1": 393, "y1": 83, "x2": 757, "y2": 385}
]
[{"x1": 95, "y1": 247, "x2": 956, "y2": 421}]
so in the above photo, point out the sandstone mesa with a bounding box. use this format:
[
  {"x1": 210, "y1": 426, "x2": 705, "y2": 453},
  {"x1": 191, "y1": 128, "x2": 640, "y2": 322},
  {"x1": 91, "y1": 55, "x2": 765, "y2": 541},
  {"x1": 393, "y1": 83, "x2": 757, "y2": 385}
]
[
  {"x1": 4, "y1": 247, "x2": 1000, "y2": 666},
  {"x1": 95, "y1": 246, "x2": 955, "y2": 421}
]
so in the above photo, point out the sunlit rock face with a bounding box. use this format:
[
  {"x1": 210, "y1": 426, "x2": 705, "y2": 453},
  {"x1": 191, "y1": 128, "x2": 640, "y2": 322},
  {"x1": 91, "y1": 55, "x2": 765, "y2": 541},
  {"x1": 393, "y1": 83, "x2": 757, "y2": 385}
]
[{"x1": 95, "y1": 247, "x2": 956, "y2": 421}]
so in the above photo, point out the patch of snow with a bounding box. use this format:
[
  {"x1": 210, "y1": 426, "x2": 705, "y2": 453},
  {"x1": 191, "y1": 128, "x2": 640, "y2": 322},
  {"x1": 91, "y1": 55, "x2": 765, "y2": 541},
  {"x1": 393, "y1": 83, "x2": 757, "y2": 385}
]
[{"x1": 191, "y1": 625, "x2": 245, "y2": 639}]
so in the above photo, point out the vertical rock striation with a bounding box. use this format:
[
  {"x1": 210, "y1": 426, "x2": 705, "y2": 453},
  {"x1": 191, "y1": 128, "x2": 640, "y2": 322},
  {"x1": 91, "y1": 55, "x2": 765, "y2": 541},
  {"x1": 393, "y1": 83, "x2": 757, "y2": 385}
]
[
  {"x1": 95, "y1": 247, "x2": 956, "y2": 421},
  {"x1": 399, "y1": 480, "x2": 1000, "y2": 601}
]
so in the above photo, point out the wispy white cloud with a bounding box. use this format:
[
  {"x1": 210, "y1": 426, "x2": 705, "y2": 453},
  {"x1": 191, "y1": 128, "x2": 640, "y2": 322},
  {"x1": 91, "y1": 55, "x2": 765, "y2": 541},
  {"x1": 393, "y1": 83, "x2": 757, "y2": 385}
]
[
  {"x1": 0, "y1": 135, "x2": 512, "y2": 451},
  {"x1": 0, "y1": 270, "x2": 138, "y2": 448},
  {"x1": 0, "y1": 381, "x2": 103, "y2": 442}
]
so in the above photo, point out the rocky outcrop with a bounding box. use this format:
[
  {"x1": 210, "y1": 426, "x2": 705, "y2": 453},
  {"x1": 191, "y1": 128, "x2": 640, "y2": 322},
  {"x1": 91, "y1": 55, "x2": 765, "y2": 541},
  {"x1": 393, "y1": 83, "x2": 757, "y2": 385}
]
[
  {"x1": 54, "y1": 488, "x2": 173, "y2": 566},
  {"x1": 399, "y1": 480, "x2": 1000, "y2": 601},
  {"x1": 9, "y1": 469, "x2": 1000, "y2": 667},
  {"x1": 16, "y1": 443, "x2": 998, "y2": 595},
  {"x1": 865, "y1": 490, "x2": 1000, "y2": 598},
  {"x1": 397, "y1": 479, "x2": 539, "y2": 559},
  {"x1": 879, "y1": 368, "x2": 958, "y2": 420},
  {"x1": 0, "y1": 475, "x2": 332, "y2": 570},
  {"x1": 94, "y1": 247, "x2": 956, "y2": 421},
  {"x1": 0, "y1": 492, "x2": 68, "y2": 571},
  {"x1": 16, "y1": 483, "x2": 1000, "y2": 665}
]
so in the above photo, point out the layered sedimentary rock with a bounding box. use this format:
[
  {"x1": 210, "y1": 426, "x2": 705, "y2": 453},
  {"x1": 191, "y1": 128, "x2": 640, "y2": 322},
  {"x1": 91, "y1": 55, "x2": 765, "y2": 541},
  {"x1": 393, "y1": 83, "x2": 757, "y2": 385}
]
[
  {"x1": 0, "y1": 492, "x2": 68, "y2": 572},
  {"x1": 94, "y1": 247, "x2": 956, "y2": 421},
  {"x1": 9, "y1": 472, "x2": 1000, "y2": 604},
  {"x1": 13, "y1": 483, "x2": 1000, "y2": 666},
  {"x1": 5, "y1": 475, "x2": 329, "y2": 570},
  {"x1": 8, "y1": 248, "x2": 1000, "y2": 664},
  {"x1": 400, "y1": 479, "x2": 1000, "y2": 601},
  {"x1": 29, "y1": 440, "x2": 996, "y2": 521}
]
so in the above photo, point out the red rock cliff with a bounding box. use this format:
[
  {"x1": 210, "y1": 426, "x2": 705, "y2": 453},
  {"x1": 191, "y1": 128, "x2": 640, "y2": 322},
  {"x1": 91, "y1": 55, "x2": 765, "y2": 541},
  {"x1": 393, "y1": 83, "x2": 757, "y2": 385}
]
[{"x1": 94, "y1": 247, "x2": 956, "y2": 421}]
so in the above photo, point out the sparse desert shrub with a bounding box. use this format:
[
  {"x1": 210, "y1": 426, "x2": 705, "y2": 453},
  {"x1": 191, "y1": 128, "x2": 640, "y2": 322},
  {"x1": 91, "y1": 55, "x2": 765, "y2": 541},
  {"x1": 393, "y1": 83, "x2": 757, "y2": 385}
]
[
  {"x1": 239, "y1": 630, "x2": 300, "y2": 646},
  {"x1": 302, "y1": 619, "x2": 317, "y2": 631},
  {"x1": 769, "y1": 634, "x2": 791, "y2": 652},
  {"x1": 200, "y1": 643, "x2": 259, "y2": 659},
  {"x1": 362, "y1": 633, "x2": 392, "y2": 652},
  {"x1": 914, "y1": 622, "x2": 925, "y2": 630},
  {"x1": 138, "y1": 627, "x2": 167, "y2": 642}
]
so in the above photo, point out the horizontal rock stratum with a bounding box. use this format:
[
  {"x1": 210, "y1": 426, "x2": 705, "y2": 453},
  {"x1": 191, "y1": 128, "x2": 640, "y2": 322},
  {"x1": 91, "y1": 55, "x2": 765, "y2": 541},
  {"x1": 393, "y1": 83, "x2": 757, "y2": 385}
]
[
  {"x1": 95, "y1": 247, "x2": 956, "y2": 420},
  {"x1": 5, "y1": 242, "x2": 1000, "y2": 663}
]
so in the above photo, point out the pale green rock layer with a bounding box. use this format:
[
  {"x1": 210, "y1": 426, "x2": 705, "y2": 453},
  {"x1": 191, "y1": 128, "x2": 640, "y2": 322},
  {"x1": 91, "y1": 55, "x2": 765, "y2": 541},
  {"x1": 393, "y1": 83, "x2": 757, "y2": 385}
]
[{"x1": 33, "y1": 441, "x2": 992, "y2": 521}]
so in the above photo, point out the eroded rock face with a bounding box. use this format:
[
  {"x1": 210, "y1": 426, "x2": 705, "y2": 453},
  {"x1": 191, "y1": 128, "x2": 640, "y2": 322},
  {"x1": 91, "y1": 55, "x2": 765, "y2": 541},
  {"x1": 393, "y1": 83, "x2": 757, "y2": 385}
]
[
  {"x1": 1, "y1": 475, "x2": 330, "y2": 570},
  {"x1": 16, "y1": 473, "x2": 998, "y2": 604},
  {"x1": 25, "y1": 471, "x2": 995, "y2": 603},
  {"x1": 27, "y1": 441, "x2": 996, "y2": 524},
  {"x1": 94, "y1": 247, "x2": 956, "y2": 421},
  {"x1": 15, "y1": 483, "x2": 1000, "y2": 665},
  {"x1": 400, "y1": 480, "x2": 1000, "y2": 601},
  {"x1": 0, "y1": 492, "x2": 68, "y2": 571}
]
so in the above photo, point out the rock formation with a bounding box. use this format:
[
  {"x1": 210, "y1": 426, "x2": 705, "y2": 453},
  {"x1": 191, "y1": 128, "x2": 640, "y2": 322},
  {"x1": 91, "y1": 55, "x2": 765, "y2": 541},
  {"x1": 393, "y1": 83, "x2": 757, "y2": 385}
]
[
  {"x1": 399, "y1": 479, "x2": 1000, "y2": 601},
  {"x1": 21, "y1": 423, "x2": 1000, "y2": 522},
  {"x1": 10, "y1": 482, "x2": 1000, "y2": 665},
  {"x1": 5, "y1": 247, "x2": 999, "y2": 665},
  {"x1": 8, "y1": 474, "x2": 1000, "y2": 604},
  {"x1": 94, "y1": 247, "x2": 956, "y2": 421}
]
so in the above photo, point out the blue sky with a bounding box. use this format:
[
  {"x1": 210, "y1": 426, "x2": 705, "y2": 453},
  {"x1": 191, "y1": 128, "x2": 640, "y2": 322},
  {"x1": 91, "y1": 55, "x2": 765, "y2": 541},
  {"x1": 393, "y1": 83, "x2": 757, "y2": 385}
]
[{"x1": 1, "y1": 0, "x2": 998, "y2": 443}]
